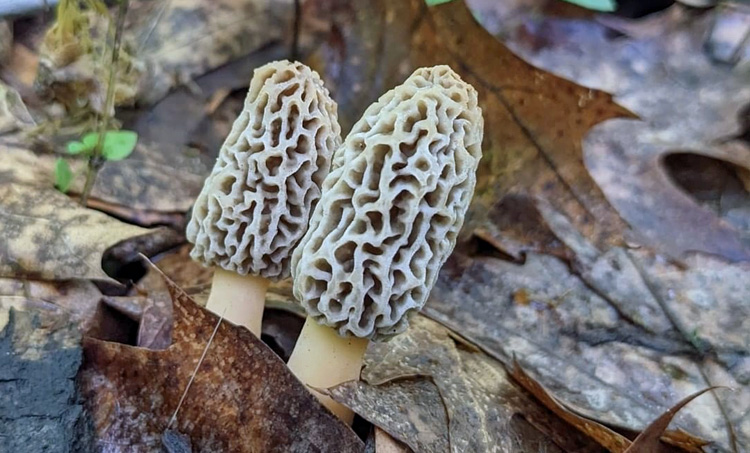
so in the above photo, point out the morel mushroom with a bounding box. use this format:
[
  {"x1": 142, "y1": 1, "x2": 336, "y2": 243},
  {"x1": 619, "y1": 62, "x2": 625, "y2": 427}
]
[
  {"x1": 288, "y1": 65, "x2": 483, "y2": 422},
  {"x1": 187, "y1": 60, "x2": 341, "y2": 335}
]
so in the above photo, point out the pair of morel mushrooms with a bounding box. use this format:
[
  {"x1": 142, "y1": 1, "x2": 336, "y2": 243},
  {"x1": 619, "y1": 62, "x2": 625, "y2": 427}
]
[{"x1": 187, "y1": 61, "x2": 483, "y2": 423}]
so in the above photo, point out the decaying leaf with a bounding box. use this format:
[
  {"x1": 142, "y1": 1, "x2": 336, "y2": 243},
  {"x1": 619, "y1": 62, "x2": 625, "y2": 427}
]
[
  {"x1": 0, "y1": 272, "x2": 172, "y2": 351},
  {"x1": 137, "y1": 244, "x2": 213, "y2": 299},
  {"x1": 78, "y1": 262, "x2": 364, "y2": 452},
  {"x1": 496, "y1": 4, "x2": 750, "y2": 261},
  {"x1": 0, "y1": 278, "x2": 101, "y2": 333},
  {"x1": 84, "y1": 197, "x2": 186, "y2": 228},
  {"x1": 0, "y1": 181, "x2": 157, "y2": 282},
  {"x1": 0, "y1": 141, "x2": 184, "y2": 279},
  {"x1": 136, "y1": 244, "x2": 304, "y2": 359},
  {"x1": 1, "y1": 132, "x2": 206, "y2": 219},
  {"x1": 426, "y1": 249, "x2": 750, "y2": 451},
  {"x1": 88, "y1": 139, "x2": 207, "y2": 213},
  {"x1": 137, "y1": 243, "x2": 303, "y2": 316},
  {"x1": 331, "y1": 379, "x2": 449, "y2": 453},
  {"x1": 510, "y1": 359, "x2": 709, "y2": 452},
  {"x1": 129, "y1": 0, "x2": 294, "y2": 105},
  {"x1": 328, "y1": 316, "x2": 603, "y2": 453}
]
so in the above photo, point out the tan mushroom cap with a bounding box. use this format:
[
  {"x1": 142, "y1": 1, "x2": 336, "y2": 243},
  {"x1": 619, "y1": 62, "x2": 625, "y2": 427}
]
[
  {"x1": 187, "y1": 60, "x2": 341, "y2": 279},
  {"x1": 292, "y1": 65, "x2": 483, "y2": 340}
]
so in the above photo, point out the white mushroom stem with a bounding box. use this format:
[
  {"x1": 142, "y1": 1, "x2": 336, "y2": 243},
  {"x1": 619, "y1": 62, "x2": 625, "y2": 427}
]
[
  {"x1": 287, "y1": 318, "x2": 369, "y2": 424},
  {"x1": 205, "y1": 269, "x2": 270, "y2": 336}
]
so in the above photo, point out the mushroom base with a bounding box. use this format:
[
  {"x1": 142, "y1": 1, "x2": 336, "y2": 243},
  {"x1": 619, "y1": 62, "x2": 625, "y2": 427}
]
[
  {"x1": 205, "y1": 268, "x2": 270, "y2": 336},
  {"x1": 287, "y1": 318, "x2": 369, "y2": 424}
]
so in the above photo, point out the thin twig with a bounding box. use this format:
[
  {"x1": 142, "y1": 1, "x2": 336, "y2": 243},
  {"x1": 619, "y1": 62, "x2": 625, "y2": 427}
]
[
  {"x1": 291, "y1": 0, "x2": 301, "y2": 60},
  {"x1": 167, "y1": 309, "x2": 225, "y2": 430},
  {"x1": 696, "y1": 365, "x2": 739, "y2": 453},
  {"x1": 80, "y1": 0, "x2": 129, "y2": 206}
]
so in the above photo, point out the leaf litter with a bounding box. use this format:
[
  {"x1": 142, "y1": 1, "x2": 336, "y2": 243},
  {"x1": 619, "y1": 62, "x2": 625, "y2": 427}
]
[
  {"x1": 300, "y1": 0, "x2": 750, "y2": 450},
  {"x1": 0, "y1": 0, "x2": 748, "y2": 451},
  {"x1": 78, "y1": 261, "x2": 364, "y2": 452}
]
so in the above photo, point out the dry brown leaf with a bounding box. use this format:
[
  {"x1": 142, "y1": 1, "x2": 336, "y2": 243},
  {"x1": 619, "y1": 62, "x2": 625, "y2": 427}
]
[
  {"x1": 3, "y1": 43, "x2": 39, "y2": 89},
  {"x1": 84, "y1": 194, "x2": 187, "y2": 228},
  {"x1": 328, "y1": 316, "x2": 603, "y2": 453},
  {"x1": 0, "y1": 140, "x2": 206, "y2": 218},
  {"x1": 491, "y1": 4, "x2": 750, "y2": 261},
  {"x1": 78, "y1": 262, "x2": 364, "y2": 452},
  {"x1": 624, "y1": 388, "x2": 722, "y2": 453},
  {"x1": 138, "y1": 244, "x2": 213, "y2": 298},
  {"x1": 87, "y1": 139, "x2": 207, "y2": 214},
  {"x1": 0, "y1": 141, "x2": 186, "y2": 274}
]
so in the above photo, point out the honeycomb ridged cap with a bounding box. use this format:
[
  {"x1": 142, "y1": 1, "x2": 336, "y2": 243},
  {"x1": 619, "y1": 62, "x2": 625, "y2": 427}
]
[
  {"x1": 292, "y1": 65, "x2": 483, "y2": 340},
  {"x1": 187, "y1": 60, "x2": 341, "y2": 279}
]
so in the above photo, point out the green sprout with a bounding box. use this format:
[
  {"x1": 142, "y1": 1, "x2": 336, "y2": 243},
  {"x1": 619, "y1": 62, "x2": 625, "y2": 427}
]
[
  {"x1": 54, "y1": 158, "x2": 74, "y2": 193},
  {"x1": 66, "y1": 130, "x2": 137, "y2": 161},
  {"x1": 55, "y1": 130, "x2": 138, "y2": 193}
]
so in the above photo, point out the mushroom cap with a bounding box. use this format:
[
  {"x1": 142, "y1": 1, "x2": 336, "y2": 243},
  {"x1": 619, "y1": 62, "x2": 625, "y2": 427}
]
[
  {"x1": 292, "y1": 65, "x2": 483, "y2": 340},
  {"x1": 187, "y1": 60, "x2": 341, "y2": 279}
]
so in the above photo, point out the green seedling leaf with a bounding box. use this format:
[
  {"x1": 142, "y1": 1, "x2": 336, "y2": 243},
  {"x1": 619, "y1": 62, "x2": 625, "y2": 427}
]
[
  {"x1": 425, "y1": 0, "x2": 454, "y2": 6},
  {"x1": 73, "y1": 131, "x2": 139, "y2": 161},
  {"x1": 81, "y1": 133, "x2": 100, "y2": 149},
  {"x1": 54, "y1": 158, "x2": 74, "y2": 193},
  {"x1": 562, "y1": 0, "x2": 616, "y2": 12},
  {"x1": 66, "y1": 133, "x2": 99, "y2": 156},
  {"x1": 66, "y1": 141, "x2": 90, "y2": 155},
  {"x1": 101, "y1": 130, "x2": 138, "y2": 161}
]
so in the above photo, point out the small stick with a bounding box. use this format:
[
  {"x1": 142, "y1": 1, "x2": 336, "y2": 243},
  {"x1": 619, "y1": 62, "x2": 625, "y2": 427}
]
[
  {"x1": 291, "y1": 0, "x2": 301, "y2": 60},
  {"x1": 166, "y1": 306, "x2": 226, "y2": 430}
]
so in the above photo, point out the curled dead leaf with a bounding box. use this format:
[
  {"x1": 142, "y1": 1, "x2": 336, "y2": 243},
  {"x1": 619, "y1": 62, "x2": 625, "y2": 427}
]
[
  {"x1": 624, "y1": 387, "x2": 726, "y2": 453},
  {"x1": 78, "y1": 261, "x2": 364, "y2": 452}
]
